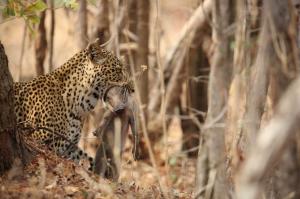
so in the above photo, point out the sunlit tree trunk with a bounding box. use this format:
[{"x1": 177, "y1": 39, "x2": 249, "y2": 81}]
[
  {"x1": 94, "y1": 0, "x2": 110, "y2": 42},
  {"x1": 225, "y1": 0, "x2": 253, "y2": 183},
  {"x1": 48, "y1": 0, "x2": 55, "y2": 71},
  {"x1": 35, "y1": 9, "x2": 47, "y2": 76},
  {"x1": 195, "y1": 0, "x2": 233, "y2": 198},
  {"x1": 78, "y1": 0, "x2": 88, "y2": 49}
]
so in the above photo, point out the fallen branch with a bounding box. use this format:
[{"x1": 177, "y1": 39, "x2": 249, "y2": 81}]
[{"x1": 236, "y1": 77, "x2": 300, "y2": 199}]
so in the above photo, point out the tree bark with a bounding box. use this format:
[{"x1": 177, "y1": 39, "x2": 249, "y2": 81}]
[
  {"x1": 236, "y1": 76, "x2": 300, "y2": 199},
  {"x1": 78, "y1": 0, "x2": 88, "y2": 49},
  {"x1": 263, "y1": 1, "x2": 300, "y2": 198},
  {"x1": 94, "y1": 0, "x2": 110, "y2": 43},
  {"x1": 135, "y1": 0, "x2": 150, "y2": 118},
  {"x1": 181, "y1": 25, "x2": 210, "y2": 157},
  {"x1": 234, "y1": 0, "x2": 300, "y2": 198},
  {"x1": 225, "y1": 0, "x2": 253, "y2": 183},
  {"x1": 0, "y1": 42, "x2": 18, "y2": 174},
  {"x1": 195, "y1": 0, "x2": 233, "y2": 198},
  {"x1": 48, "y1": 0, "x2": 55, "y2": 71},
  {"x1": 35, "y1": 9, "x2": 47, "y2": 76}
]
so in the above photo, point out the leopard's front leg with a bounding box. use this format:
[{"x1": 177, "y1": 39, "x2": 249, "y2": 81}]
[{"x1": 50, "y1": 139, "x2": 95, "y2": 171}]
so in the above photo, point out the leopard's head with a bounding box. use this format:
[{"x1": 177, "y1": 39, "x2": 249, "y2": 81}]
[{"x1": 85, "y1": 39, "x2": 134, "y2": 110}]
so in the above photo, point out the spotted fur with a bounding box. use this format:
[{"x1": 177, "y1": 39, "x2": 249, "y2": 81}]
[{"x1": 14, "y1": 40, "x2": 134, "y2": 170}]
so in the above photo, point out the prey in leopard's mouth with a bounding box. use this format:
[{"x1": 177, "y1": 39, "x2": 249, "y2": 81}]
[{"x1": 95, "y1": 85, "x2": 139, "y2": 160}]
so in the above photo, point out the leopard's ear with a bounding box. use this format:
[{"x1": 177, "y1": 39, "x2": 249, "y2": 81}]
[
  {"x1": 86, "y1": 38, "x2": 102, "y2": 52},
  {"x1": 87, "y1": 39, "x2": 107, "y2": 65}
]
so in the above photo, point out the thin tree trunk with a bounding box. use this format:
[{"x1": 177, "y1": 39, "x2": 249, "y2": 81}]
[
  {"x1": 35, "y1": 9, "x2": 47, "y2": 76},
  {"x1": 238, "y1": 3, "x2": 273, "y2": 158},
  {"x1": 126, "y1": 0, "x2": 137, "y2": 68},
  {"x1": 225, "y1": 0, "x2": 251, "y2": 182},
  {"x1": 135, "y1": 0, "x2": 150, "y2": 118},
  {"x1": 224, "y1": 0, "x2": 271, "y2": 187},
  {"x1": 78, "y1": 0, "x2": 88, "y2": 49},
  {"x1": 181, "y1": 25, "x2": 210, "y2": 157},
  {"x1": 0, "y1": 42, "x2": 18, "y2": 174},
  {"x1": 195, "y1": 0, "x2": 233, "y2": 198},
  {"x1": 18, "y1": 24, "x2": 27, "y2": 81},
  {"x1": 94, "y1": 0, "x2": 110, "y2": 43},
  {"x1": 48, "y1": 0, "x2": 55, "y2": 71}
]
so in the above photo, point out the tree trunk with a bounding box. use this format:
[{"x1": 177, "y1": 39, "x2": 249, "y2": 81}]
[
  {"x1": 225, "y1": 0, "x2": 254, "y2": 183},
  {"x1": 0, "y1": 42, "x2": 19, "y2": 174},
  {"x1": 263, "y1": 0, "x2": 300, "y2": 197},
  {"x1": 78, "y1": 0, "x2": 88, "y2": 49},
  {"x1": 135, "y1": 0, "x2": 150, "y2": 119},
  {"x1": 35, "y1": 9, "x2": 47, "y2": 76},
  {"x1": 236, "y1": 77, "x2": 300, "y2": 199},
  {"x1": 48, "y1": 0, "x2": 55, "y2": 71},
  {"x1": 234, "y1": 0, "x2": 300, "y2": 198},
  {"x1": 125, "y1": 0, "x2": 137, "y2": 68},
  {"x1": 195, "y1": 0, "x2": 233, "y2": 198},
  {"x1": 93, "y1": 0, "x2": 110, "y2": 43},
  {"x1": 181, "y1": 25, "x2": 210, "y2": 157}
]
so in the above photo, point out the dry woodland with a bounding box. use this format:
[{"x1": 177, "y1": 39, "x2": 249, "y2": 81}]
[{"x1": 1, "y1": 0, "x2": 300, "y2": 199}]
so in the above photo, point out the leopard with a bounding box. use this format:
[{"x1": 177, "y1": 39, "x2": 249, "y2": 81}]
[{"x1": 14, "y1": 39, "x2": 134, "y2": 170}]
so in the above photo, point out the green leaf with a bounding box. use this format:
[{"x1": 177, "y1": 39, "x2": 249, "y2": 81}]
[
  {"x1": 54, "y1": 0, "x2": 64, "y2": 8},
  {"x1": 169, "y1": 156, "x2": 177, "y2": 166},
  {"x1": 26, "y1": 14, "x2": 40, "y2": 24},
  {"x1": 3, "y1": 7, "x2": 15, "y2": 17},
  {"x1": 26, "y1": 0, "x2": 47, "y2": 13},
  {"x1": 63, "y1": 0, "x2": 78, "y2": 9},
  {"x1": 230, "y1": 40, "x2": 235, "y2": 51},
  {"x1": 87, "y1": 0, "x2": 97, "y2": 6},
  {"x1": 24, "y1": 18, "x2": 36, "y2": 36}
]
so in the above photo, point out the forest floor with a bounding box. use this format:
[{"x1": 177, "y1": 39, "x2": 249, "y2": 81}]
[{"x1": 0, "y1": 149, "x2": 196, "y2": 198}]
